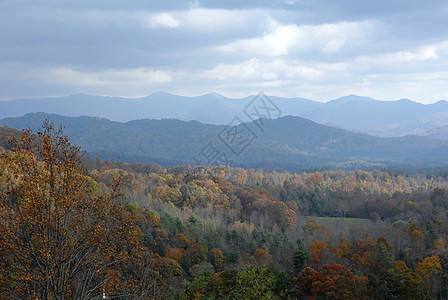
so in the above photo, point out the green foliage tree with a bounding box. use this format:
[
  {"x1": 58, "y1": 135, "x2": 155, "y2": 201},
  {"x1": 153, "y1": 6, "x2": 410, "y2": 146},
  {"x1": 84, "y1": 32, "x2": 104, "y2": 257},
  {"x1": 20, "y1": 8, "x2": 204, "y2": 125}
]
[
  {"x1": 181, "y1": 265, "x2": 276, "y2": 300},
  {"x1": 293, "y1": 243, "x2": 310, "y2": 274},
  {"x1": 233, "y1": 265, "x2": 276, "y2": 300}
]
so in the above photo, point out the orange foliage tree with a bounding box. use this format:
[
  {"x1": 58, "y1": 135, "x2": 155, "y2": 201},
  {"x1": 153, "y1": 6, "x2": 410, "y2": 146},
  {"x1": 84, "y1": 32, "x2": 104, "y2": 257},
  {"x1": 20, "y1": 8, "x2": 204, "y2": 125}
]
[
  {"x1": 0, "y1": 123, "x2": 144, "y2": 299},
  {"x1": 335, "y1": 233, "x2": 352, "y2": 261},
  {"x1": 253, "y1": 249, "x2": 272, "y2": 265},
  {"x1": 310, "y1": 241, "x2": 327, "y2": 266}
]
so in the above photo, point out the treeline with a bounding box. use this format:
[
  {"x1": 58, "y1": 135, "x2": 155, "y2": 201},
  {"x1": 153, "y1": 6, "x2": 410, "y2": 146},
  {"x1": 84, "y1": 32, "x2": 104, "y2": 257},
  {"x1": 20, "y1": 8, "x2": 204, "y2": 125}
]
[
  {"x1": 90, "y1": 158, "x2": 448, "y2": 226},
  {"x1": 2, "y1": 125, "x2": 448, "y2": 298}
]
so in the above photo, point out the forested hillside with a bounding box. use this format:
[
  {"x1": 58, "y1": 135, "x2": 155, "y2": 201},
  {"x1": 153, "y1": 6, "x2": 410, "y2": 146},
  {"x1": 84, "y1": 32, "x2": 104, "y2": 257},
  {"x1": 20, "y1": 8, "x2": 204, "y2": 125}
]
[
  {"x1": 2, "y1": 125, "x2": 448, "y2": 298},
  {"x1": 2, "y1": 113, "x2": 448, "y2": 172}
]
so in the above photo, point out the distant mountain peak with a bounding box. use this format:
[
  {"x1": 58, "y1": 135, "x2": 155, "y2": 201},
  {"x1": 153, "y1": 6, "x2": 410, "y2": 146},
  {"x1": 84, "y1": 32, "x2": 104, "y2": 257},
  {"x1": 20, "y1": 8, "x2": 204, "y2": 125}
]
[
  {"x1": 433, "y1": 99, "x2": 448, "y2": 105},
  {"x1": 324, "y1": 94, "x2": 375, "y2": 108},
  {"x1": 149, "y1": 91, "x2": 173, "y2": 97},
  {"x1": 396, "y1": 98, "x2": 415, "y2": 103},
  {"x1": 334, "y1": 94, "x2": 375, "y2": 101}
]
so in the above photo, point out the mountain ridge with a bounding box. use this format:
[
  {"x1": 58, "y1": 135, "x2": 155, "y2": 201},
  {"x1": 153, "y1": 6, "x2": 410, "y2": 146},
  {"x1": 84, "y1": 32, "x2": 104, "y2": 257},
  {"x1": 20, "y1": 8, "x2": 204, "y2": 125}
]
[
  {"x1": 1, "y1": 112, "x2": 447, "y2": 171},
  {"x1": 2, "y1": 92, "x2": 448, "y2": 139}
]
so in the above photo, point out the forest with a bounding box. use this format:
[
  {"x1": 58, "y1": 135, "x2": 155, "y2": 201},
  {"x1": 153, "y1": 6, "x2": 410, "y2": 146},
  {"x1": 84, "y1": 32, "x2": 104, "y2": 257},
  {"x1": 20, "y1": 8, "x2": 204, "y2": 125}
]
[{"x1": 1, "y1": 123, "x2": 448, "y2": 299}]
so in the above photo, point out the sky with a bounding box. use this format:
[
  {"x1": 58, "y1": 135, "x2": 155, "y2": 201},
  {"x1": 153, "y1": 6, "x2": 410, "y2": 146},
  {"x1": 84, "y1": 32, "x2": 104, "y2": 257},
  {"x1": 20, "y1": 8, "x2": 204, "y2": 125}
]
[{"x1": 1, "y1": 0, "x2": 448, "y2": 103}]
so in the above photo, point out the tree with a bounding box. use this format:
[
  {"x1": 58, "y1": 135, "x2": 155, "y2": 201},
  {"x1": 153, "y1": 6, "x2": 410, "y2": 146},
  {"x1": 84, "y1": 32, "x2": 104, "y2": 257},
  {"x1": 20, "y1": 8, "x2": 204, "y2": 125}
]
[
  {"x1": 415, "y1": 255, "x2": 442, "y2": 280},
  {"x1": 367, "y1": 268, "x2": 399, "y2": 299},
  {"x1": 310, "y1": 240, "x2": 327, "y2": 266},
  {"x1": 296, "y1": 267, "x2": 315, "y2": 297},
  {"x1": 292, "y1": 243, "x2": 310, "y2": 274},
  {"x1": 396, "y1": 268, "x2": 425, "y2": 299},
  {"x1": 335, "y1": 233, "x2": 351, "y2": 261},
  {"x1": 233, "y1": 265, "x2": 276, "y2": 299},
  {"x1": 311, "y1": 262, "x2": 355, "y2": 300},
  {"x1": 181, "y1": 271, "x2": 222, "y2": 299},
  {"x1": 0, "y1": 122, "x2": 144, "y2": 299},
  {"x1": 253, "y1": 248, "x2": 272, "y2": 264},
  {"x1": 209, "y1": 248, "x2": 226, "y2": 271}
]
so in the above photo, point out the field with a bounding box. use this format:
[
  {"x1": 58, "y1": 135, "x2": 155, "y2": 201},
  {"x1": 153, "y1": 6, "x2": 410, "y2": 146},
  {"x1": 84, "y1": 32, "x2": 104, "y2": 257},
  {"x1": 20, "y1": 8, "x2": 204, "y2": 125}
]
[{"x1": 304, "y1": 216, "x2": 374, "y2": 237}]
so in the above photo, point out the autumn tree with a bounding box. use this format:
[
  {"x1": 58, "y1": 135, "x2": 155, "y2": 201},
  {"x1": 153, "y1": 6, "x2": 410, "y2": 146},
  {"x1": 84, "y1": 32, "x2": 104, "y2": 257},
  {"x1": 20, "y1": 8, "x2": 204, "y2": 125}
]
[
  {"x1": 209, "y1": 248, "x2": 226, "y2": 271},
  {"x1": 310, "y1": 240, "x2": 327, "y2": 266},
  {"x1": 335, "y1": 233, "x2": 351, "y2": 261},
  {"x1": 415, "y1": 255, "x2": 442, "y2": 280},
  {"x1": 296, "y1": 267, "x2": 315, "y2": 297},
  {"x1": 311, "y1": 262, "x2": 355, "y2": 300},
  {"x1": 253, "y1": 248, "x2": 272, "y2": 264},
  {"x1": 415, "y1": 255, "x2": 442, "y2": 296},
  {"x1": 396, "y1": 268, "x2": 425, "y2": 299},
  {"x1": 0, "y1": 122, "x2": 144, "y2": 299}
]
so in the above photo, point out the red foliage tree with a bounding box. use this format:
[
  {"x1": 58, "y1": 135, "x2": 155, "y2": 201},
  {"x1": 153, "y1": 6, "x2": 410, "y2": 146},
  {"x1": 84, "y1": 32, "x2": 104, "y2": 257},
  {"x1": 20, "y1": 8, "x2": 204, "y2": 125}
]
[{"x1": 311, "y1": 262, "x2": 355, "y2": 299}]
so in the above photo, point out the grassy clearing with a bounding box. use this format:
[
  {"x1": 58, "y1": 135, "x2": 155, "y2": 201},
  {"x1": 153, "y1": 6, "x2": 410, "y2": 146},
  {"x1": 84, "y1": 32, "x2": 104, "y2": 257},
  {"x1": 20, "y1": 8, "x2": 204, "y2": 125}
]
[{"x1": 305, "y1": 216, "x2": 371, "y2": 236}]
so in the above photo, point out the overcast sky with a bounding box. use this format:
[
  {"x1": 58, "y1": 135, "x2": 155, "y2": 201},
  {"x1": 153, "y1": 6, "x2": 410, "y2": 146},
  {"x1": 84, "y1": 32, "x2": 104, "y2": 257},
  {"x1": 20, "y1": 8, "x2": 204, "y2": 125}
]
[{"x1": 1, "y1": 0, "x2": 448, "y2": 103}]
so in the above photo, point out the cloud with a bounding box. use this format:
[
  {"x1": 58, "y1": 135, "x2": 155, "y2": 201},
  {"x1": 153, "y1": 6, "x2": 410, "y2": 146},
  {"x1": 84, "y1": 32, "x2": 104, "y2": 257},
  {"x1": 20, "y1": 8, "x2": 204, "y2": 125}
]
[
  {"x1": 0, "y1": 64, "x2": 176, "y2": 98},
  {"x1": 350, "y1": 41, "x2": 448, "y2": 74},
  {"x1": 147, "y1": 13, "x2": 180, "y2": 29},
  {"x1": 49, "y1": 67, "x2": 173, "y2": 86},
  {"x1": 176, "y1": 8, "x2": 264, "y2": 32},
  {"x1": 201, "y1": 58, "x2": 345, "y2": 82},
  {"x1": 216, "y1": 20, "x2": 373, "y2": 57},
  {"x1": 139, "y1": 8, "x2": 267, "y2": 34}
]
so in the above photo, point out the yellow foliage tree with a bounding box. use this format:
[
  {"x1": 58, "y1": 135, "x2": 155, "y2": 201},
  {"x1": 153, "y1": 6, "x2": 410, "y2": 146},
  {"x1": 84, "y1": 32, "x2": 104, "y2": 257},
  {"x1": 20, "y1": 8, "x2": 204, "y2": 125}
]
[{"x1": 415, "y1": 255, "x2": 442, "y2": 280}]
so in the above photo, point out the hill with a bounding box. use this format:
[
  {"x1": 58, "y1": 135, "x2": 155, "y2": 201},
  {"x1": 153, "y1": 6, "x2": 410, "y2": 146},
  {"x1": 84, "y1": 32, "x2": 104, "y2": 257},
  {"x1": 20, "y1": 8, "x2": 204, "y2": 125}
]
[{"x1": 1, "y1": 113, "x2": 447, "y2": 171}]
